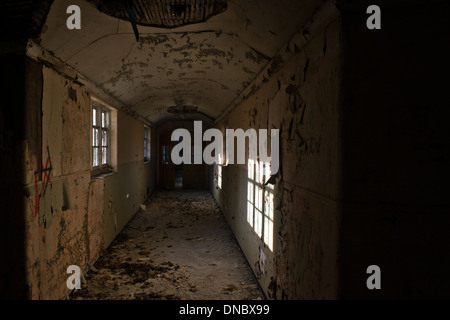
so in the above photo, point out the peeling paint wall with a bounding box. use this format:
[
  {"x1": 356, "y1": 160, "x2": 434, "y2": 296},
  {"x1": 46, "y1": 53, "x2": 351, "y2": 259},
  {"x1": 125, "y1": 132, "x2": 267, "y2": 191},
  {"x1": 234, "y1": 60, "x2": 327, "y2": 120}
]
[
  {"x1": 21, "y1": 64, "x2": 157, "y2": 299},
  {"x1": 213, "y1": 17, "x2": 343, "y2": 299}
]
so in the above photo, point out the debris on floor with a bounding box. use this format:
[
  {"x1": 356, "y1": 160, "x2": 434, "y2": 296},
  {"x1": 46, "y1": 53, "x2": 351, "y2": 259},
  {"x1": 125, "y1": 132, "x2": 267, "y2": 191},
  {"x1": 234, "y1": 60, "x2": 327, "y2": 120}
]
[{"x1": 70, "y1": 190, "x2": 263, "y2": 300}]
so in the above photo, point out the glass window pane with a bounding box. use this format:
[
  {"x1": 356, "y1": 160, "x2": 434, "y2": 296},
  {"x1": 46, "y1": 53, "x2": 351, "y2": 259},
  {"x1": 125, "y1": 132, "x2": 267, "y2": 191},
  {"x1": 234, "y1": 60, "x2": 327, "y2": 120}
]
[
  {"x1": 102, "y1": 130, "x2": 107, "y2": 146},
  {"x1": 93, "y1": 129, "x2": 99, "y2": 146},
  {"x1": 93, "y1": 108, "x2": 97, "y2": 126},
  {"x1": 102, "y1": 147, "x2": 107, "y2": 164},
  {"x1": 102, "y1": 111, "x2": 105, "y2": 128},
  {"x1": 93, "y1": 147, "x2": 99, "y2": 167}
]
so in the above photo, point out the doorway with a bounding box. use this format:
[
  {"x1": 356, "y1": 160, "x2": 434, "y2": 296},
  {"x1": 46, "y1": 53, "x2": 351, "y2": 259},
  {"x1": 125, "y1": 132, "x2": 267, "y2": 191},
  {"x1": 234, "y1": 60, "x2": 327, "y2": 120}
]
[{"x1": 159, "y1": 129, "x2": 208, "y2": 190}]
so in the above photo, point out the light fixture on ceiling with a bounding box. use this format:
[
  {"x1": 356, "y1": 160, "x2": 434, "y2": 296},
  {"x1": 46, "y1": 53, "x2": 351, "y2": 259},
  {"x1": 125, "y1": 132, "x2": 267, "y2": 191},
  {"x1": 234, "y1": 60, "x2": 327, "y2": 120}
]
[{"x1": 88, "y1": 0, "x2": 227, "y2": 29}]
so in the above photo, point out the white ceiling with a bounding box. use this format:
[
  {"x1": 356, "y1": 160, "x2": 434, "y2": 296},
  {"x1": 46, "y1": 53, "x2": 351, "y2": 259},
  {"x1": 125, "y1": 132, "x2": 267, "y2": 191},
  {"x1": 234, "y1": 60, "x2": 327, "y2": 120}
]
[{"x1": 39, "y1": 0, "x2": 325, "y2": 124}]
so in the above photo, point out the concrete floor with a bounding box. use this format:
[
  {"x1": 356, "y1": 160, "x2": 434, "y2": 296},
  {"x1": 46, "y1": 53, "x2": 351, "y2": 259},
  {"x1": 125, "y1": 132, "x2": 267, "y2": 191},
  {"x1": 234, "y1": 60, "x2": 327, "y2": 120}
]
[{"x1": 71, "y1": 190, "x2": 263, "y2": 300}]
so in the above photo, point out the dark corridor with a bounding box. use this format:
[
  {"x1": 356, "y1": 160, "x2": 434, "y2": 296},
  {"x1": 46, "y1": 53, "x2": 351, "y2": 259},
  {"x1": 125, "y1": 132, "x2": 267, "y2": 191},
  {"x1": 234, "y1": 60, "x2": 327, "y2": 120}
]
[{"x1": 1, "y1": 0, "x2": 450, "y2": 302}]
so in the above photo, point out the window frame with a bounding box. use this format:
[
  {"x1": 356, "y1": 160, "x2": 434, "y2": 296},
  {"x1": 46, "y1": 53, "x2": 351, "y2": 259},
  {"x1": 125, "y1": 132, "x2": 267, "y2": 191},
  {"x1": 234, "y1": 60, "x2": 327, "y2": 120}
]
[
  {"x1": 91, "y1": 101, "x2": 112, "y2": 176},
  {"x1": 161, "y1": 145, "x2": 172, "y2": 164}
]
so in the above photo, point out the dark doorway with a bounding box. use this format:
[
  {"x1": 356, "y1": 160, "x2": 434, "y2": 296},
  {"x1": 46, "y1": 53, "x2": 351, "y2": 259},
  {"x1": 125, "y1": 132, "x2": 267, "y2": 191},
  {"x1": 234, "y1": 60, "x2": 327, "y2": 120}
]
[{"x1": 159, "y1": 129, "x2": 208, "y2": 190}]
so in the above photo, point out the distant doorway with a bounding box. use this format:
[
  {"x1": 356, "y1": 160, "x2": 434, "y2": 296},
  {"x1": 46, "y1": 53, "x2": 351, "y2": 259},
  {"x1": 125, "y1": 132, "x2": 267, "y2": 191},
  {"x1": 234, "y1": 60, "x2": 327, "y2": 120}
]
[{"x1": 159, "y1": 130, "x2": 208, "y2": 190}]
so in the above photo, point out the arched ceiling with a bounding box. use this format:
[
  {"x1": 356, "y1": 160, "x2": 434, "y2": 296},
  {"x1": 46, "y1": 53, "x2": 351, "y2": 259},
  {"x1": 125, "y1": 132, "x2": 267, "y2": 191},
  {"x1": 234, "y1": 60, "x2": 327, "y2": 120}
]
[{"x1": 38, "y1": 0, "x2": 326, "y2": 125}]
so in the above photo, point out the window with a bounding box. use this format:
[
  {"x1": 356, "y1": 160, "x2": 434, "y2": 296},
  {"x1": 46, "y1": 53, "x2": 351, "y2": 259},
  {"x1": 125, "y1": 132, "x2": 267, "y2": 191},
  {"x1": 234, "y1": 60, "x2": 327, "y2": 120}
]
[
  {"x1": 162, "y1": 145, "x2": 172, "y2": 164},
  {"x1": 92, "y1": 101, "x2": 112, "y2": 175},
  {"x1": 144, "y1": 126, "x2": 151, "y2": 162}
]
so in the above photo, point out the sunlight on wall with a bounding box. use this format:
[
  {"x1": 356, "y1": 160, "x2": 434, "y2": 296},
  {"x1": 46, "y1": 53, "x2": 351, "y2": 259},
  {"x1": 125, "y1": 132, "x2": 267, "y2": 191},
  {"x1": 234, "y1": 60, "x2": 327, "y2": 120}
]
[
  {"x1": 215, "y1": 154, "x2": 223, "y2": 189},
  {"x1": 218, "y1": 164, "x2": 222, "y2": 189},
  {"x1": 264, "y1": 183, "x2": 274, "y2": 252},
  {"x1": 247, "y1": 159, "x2": 274, "y2": 251}
]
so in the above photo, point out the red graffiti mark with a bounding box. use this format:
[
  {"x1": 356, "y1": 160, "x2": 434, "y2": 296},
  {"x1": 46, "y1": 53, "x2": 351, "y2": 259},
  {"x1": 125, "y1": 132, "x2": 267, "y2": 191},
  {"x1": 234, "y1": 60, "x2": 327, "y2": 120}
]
[
  {"x1": 34, "y1": 146, "x2": 52, "y2": 218},
  {"x1": 42, "y1": 153, "x2": 52, "y2": 193}
]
